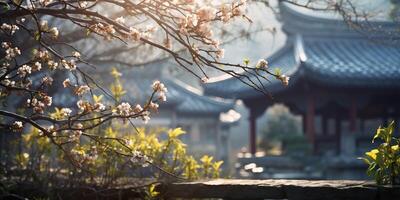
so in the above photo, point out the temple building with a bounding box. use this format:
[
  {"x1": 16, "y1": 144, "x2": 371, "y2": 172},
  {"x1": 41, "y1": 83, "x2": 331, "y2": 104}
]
[{"x1": 203, "y1": 2, "x2": 400, "y2": 156}]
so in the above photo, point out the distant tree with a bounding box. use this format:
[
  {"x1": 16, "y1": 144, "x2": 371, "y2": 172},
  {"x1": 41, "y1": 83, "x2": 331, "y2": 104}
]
[{"x1": 260, "y1": 104, "x2": 310, "y2": 155}]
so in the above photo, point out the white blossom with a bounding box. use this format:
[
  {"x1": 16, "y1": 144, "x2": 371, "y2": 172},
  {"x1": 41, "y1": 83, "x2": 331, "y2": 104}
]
[
  {"x1": 17, "y1": 65, "x2": 32, "y2": 77},
  {"x1": 79, "y1": 1, "x2": 88, "y2": 8},
  {"x1": 1, "y1": 23, "x2": 19, "y2": 35},
  {"x1": 201, "y1": 77, "x2": 209, "y2": 83},
  {"x1": 70, "y1": 123, "x2": 83, "y2": 141},
  {"x1": 149, "y1": 101, "x2": 159, "y2": 111},
  {"x1": 216, "y1": 48, "x2": 224, "y2": 59},
  {"x1": 256, "y1": 59, "x2": 268, "y2": 69},
  {"x1": 61, "y1": 108, "x2": 72, "y2": 117},
  {"x1": 116, "y1": 102, "x2": 131, "y2": 116},
  {"x1": 47, "y1": 60, "x2": 58, "y2": 70},
  {"x1": 39, "y1": 0, "x2": 53, "y2": 6},
  {"x1": 129, "y1": 27, "x2": 141, "y2": 41},
  {"x1": 63, "y1": 78, "x2": 71, "y2": 88},
  {"x1": 196, "y1": 6, "x2": 216, "y2": 21},
  {"x1": 1, "y1": 42, "x2": 9, "y2": 49},
  {"x1": 130, "y1": 150, "x2": 150, "y2": 167},
  {"x1": 75, "y1": 85, "x2": 90, "y2": 96},
  {"x1": 13, "y1": 121, "x2": 23, "y2": 129},
  {"x1": 94, "y1": 102, "x2": 106, "y2": 112},
  {"x1": 72, "y1": 51, "x2": 81, "y2": 58},
  {"x1": 87, "y1": 146, "x2": 98, "y2": 161},
  {"x1": 43, "y1": 95, "x2": 52, "y2": 106},
  {"x1": 133, "y1": 104, "x2": 143, "y2": 113},
  {"x1": 141, "y1": 111, "x2": 151, "y2": 124},
  {"x1": 280, "y1": 75, "x2": 290, "y2": 86},
  {"x1": 5, "y1": 46, "x2": 21, "y2": 60},
  {"x1": 41, "y1": 76, "x2": 53, "y2": 86},
  {"x1": 61, "y1": 59, "x2": 76, "y2": 71},
  {"x1": 152, "y1": 80, "x2": 167, "y2": 93},
  {"x1": 49, "y1": 27, "x2": 59, "y2": 38},
  {"x1": 116, "y1": 16, "x2": 125, "y2": 24},
  {"x1": 32, "y1": 62, "x2": 42, "y2": 71},
  {"x1": 77, "y1": 100, "x2": 86, "y2": 110},
  {"x1": 152, "y1": 80, "x2": 168, "y2": 102}
]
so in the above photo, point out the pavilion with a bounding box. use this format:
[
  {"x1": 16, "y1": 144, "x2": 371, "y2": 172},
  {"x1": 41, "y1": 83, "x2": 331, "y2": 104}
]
[{"x1": 203, "y1": 2, "x2": 400, "y2": 156}]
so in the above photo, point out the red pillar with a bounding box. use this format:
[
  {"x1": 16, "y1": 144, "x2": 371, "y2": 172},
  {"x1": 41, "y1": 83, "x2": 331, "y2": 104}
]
[
  {"x1": 302, "y1": 113, "x2": 307, "y2": 135},
  {"x1": 306, "y1": 96, "x2": 315, "y2": 152},
  {"x1": 360, "y1": 118, "x2": 365, "y2": 135},
  {"x1": 249, "y1": 110, "x2": 257, "y2": 155},
  {"x1": 322, "y1": 116, "x2": 328, "y2": 135},
  {"x1": 349, "y1": 98, "x2": 357, "y2": 133},
  {"x1": 335, "y1": 116, "x2": 342, "y2": 154}
]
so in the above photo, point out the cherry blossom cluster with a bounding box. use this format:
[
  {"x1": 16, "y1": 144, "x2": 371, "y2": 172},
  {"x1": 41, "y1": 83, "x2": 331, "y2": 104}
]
[
  {"x1": 1, "y1": 23, "x2": 19, "y2": 35},
  {"x1": 152, "y1": 80, "x2": 168, "y2": 102},
  {"x1": 256, "y1": 59, "x2": 290, "y2": 86},
  {"x1": 130, "y1": 150, "x2": 151, "y2": 167},
  {"x1": 71, "y1": 145, "x2": 99, "y2": 165}
]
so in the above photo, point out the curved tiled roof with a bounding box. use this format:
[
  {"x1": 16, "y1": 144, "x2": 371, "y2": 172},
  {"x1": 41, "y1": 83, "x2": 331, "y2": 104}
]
[
  {"x1": 122, "y1": 76, "x2": 234, "y2": 116},
  {"x1": 204, "y1": 43, "x2": 298, "y2": 99},
  {"x1": 280, "y1": 2, "x2": 398, "y2": 38},
  {"x1": 303, "y1": 38, "x2": 400, "y2": 88},
  {"x1": 203, "y1": 2, "x2": 400, "y2": 100},
  {"x1": 170, "y1": 79, "x2": 234, "y2": 115}
]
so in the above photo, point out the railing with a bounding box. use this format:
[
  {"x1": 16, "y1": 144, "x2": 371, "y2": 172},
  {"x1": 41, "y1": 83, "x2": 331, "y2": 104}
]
[{"x1": 157, "y1": 179, "x2": 400, "y2": 200}]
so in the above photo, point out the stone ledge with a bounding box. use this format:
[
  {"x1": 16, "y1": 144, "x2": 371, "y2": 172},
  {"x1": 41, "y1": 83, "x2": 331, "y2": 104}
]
[{"x1": 158, "y1": 179, "x2": 400, "y2": 200}]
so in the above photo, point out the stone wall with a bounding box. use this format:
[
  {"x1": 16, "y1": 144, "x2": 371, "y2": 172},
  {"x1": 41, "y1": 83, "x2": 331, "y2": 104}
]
[{"x1": 158, "y1": 179, "x2": 400, "y2": 200}]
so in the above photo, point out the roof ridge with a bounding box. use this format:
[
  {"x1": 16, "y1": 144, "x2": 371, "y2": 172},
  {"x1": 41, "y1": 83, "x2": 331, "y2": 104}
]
[
  {"x1": 279, "y1": 2, "x2": 397, "y2": 38},
  {"x1": 170, "y1": 78, "x2": 234, "y2": 106}
]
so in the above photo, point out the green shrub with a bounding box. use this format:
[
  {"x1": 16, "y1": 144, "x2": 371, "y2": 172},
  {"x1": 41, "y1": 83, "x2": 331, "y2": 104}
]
[
  {"x1": 260, "y1": 105, "x2": 310, "y2": 155},
  {"x1": 360, "y1": 121, "x2": 400, "y2": 185}
]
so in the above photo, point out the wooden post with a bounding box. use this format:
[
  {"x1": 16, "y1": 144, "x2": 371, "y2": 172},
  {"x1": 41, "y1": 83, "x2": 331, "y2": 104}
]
[
  {"x1": 302, "y1": 113, "x2": 307, "y2": 135},
  {"x1": 243, "y1": 99, "x2": 269, "y2": 156},
  {"x1": 335, "y1": 116, "x2": 341, "y2": 155},
  {"x1": 349, "y1": 98, "x2": 357, "y2": 133},
  {"x1": 249, "y1": 109, "x2": 257, "y2": 155},
  {"x1": 322, "y1": 116, "x2": 328, "y2": 135},
  {"x1": 215, "y1": 122, "x2": 221, "y2": 160},
  {"x1": 360, "y1": 118, "x2": 365, "y2": 135},
  {"x1": 306, "y1": 96, "x2": 315, "y2": 152}
]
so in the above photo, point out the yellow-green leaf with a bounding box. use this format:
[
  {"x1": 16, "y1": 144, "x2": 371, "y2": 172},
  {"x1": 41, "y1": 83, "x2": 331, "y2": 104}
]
[
  {"x1": 365, "y1": 149, "x2": 379, "y2": 160},
  {"x1": 168, "y1": 128, "x2": 186, "y2": 138}
]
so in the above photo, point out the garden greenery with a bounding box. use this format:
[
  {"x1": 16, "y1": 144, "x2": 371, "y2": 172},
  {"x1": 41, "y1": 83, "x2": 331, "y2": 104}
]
[
  {"x1": 0, "y1": 68, "x2": 223, "y2": 198},
  {"x1": 360, "y1": 121, "x2": 400, "y2": 185}
]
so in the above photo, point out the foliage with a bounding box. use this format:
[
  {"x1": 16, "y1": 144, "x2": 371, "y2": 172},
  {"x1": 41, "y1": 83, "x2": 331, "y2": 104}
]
[
  {"x1": 260, "y1": 104, "x2": 310, "y2": 155},
  {"x1": 360, "y1": 121, "x2": 400, "y2": 185},
  {"x1": 1, "y1": 126, "x2": 223, "y2": 198},
  {"x1": 0, "y1": 68, "x2": 223, "y2": 199}
]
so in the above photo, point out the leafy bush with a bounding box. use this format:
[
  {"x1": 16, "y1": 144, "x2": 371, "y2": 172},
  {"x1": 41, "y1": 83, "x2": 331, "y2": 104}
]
[
  {"x1": 360, "y1": 121, "x2": 400, "y2": 185},
  {"x1": 0, "y1": 68, "x2": 223, "y2": 199},
  {"x1": 1, "y1": 126, "x2": 223, "y2": 198},
  {"x1": 260, "y1": 105, "x2": 310, "y2": 155}
]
